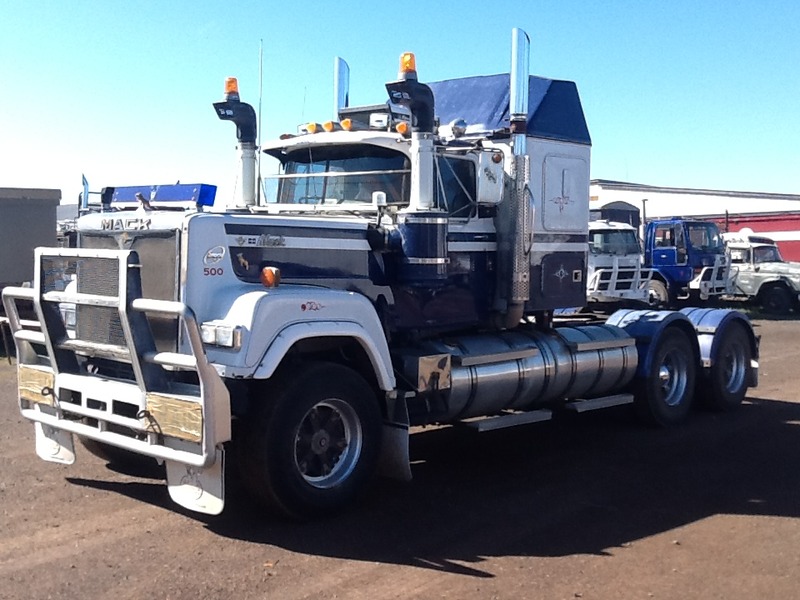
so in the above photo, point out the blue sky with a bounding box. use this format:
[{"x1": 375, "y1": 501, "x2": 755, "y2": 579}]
[{"x1": 1, "y1": 1, "x2": 798, "y2": 205}]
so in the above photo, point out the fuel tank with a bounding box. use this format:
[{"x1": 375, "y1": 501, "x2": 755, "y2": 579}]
[{"x1": 418, "y1": 323, "x2": 638, "y2": 421}]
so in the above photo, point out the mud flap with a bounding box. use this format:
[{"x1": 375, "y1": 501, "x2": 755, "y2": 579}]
[
  {"x1": 376, "y1": 394, "x2": 412, "y2": 481},
  {"x1": 166, "y1": 447, "x2": 225, "y2": 515},
  {"x1": 34, "y1": 422, "x2": 75, "y2": 464}
]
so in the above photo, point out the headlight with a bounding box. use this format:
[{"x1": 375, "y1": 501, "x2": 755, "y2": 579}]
[{"x1": 200, "y1": 322, "x2": 243, "y2": 349}]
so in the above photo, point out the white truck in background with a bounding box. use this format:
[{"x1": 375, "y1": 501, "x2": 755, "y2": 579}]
[
  {"x1": 724, "y1": 229, "x2": 800, "y2": 314},
  {"x1": 586, "y1": 220, "x2": 651, "y2": 306}
]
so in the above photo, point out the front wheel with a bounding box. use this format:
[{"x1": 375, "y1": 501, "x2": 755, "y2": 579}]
[
  {"x1": 647, "y1": 280, "x2": 670, "y2": 308},
  {"x1": 240, "y1": 363, "x2": 382, "y2": 519},
  {"x1": 634, "y1": 327, "x2": 697, "y2": 427}
]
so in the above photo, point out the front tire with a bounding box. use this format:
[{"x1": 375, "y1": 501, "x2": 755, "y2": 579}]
[
  {"x1": 647, "y1": 280, "x2": 670, "y2": 308},
  {"x1": 240, "y1": 363, "x2": 382, "y2": 519},
  {"x1": 634, "y1": 327, "x2": 696, "y2": 427}
]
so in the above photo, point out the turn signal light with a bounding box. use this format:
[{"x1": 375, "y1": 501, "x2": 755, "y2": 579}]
[
  {"x1": 395, "y1": 121, "x2": 409, "y2": 135},
  {"x1": 260, "y1": 266, "x2": 281, "y2": 288}
]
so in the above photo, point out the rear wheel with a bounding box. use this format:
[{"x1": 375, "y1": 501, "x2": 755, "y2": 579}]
[
  {"x1": 760, "y1": 285, "x2": 792, "y2": 314},
  {"x1": 634, "y1": 327, "x2": 696, "y2": 427},
  {"x1": 239, "y1": 363, "x2": 381, "y2": 519},
  {"x1": 702, "y1": 322, "x2": 751, "y2": 411}
]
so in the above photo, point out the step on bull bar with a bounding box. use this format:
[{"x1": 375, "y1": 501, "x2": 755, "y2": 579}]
[
  {"x1": 689, "y1": 254, "x2": 733, "y2": 299},
  {"x1": 2, "y1": 248, "x2": 231, "y2": 514},
  {"x1": 587, "y1": 258, "x2": 652, "y2": 303}
]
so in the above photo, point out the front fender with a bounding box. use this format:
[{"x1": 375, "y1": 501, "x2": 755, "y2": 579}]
[
  {"x1": 203, "y1": 285, "x2": 394, "y2": 390},
  {"x1": 252, "y1": 319, "x2": 395, "y2": 390}
]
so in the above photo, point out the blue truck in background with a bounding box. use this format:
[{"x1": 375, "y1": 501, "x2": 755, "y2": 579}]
[{"x1": 643, "y1": 218, "x2": 731, "y2": 306}]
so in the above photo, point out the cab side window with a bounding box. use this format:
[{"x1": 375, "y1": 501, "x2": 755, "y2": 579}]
[
  {"x1": 654, "y1": 224, "x2": 674, "y2": 247},
  {"x1": 435, "y1": 156, "x2": 476, "y2": 218}
]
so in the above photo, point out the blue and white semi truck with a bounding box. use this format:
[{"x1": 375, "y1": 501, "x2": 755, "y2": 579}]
[{"x1": 3, "y1": 29, "x2": 758, "y2": 518}]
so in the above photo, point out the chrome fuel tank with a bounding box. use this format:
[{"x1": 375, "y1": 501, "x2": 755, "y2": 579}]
[{"x1": 419, "y1": 324, "x2": 638, "y2": 421}]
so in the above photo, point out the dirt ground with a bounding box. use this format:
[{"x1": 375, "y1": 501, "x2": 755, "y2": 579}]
[{"x1": 2, "y1": 317, "x2": 800, "y2": 600}]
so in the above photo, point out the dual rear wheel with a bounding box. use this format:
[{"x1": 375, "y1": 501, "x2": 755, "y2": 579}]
[{"x1": 634, "y1": 323, "x2": 752, "y2": 426}]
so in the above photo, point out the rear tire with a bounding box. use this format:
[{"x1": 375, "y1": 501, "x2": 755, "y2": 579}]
[
  {"x1": 239, "y1": 363, "x2": 381, "y2": 519},
  {"x1": 702, "y1": 322, "x2": 751, "y2": 411},
  {"x1": 634, "y1": 327, "x2": 696, "y2": 427}
]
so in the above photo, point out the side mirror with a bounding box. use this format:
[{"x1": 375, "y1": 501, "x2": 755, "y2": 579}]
[{"x1": 476, "y1": 152, "x2": 504, "y2": 205}]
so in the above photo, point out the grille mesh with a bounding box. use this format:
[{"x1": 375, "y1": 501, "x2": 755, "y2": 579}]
[
  {"x1": 75, "y1": 258, "x2": 124, "y2": 346},
  {"x1": 79, "y1": 233, "x2": 180, "y2": 352}
]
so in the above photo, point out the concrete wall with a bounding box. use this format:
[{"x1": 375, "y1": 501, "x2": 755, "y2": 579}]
[{"x1": 0, "y1": 188, "x2": 61, "y2": 285}]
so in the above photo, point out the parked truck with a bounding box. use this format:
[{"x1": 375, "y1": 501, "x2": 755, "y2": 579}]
[
  {"x1": 2, "y1": 29, "x2": 759, "y2": 519},
  {"x1": 643, "y1": 217, "x2": 732, "y2": 306},
  {"x1": 586, "y1": 219, "x2": 651, "y2": 306},
  {"x1": 724, "y1": 229, "x2": 800, "y2": 314}
]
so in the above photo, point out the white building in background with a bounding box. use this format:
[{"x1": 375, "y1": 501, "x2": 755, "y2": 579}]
[{"x1": 589, "y1": 180, "x2": 800, "y2": 260}]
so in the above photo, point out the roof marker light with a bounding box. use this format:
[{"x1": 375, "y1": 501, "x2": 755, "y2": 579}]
[
  {"x1": 341, "y1": 118, "x2": 353, "y2": 131},
  {"x1": 300, "y1": 122, "x2": 321, "y2": 134}
]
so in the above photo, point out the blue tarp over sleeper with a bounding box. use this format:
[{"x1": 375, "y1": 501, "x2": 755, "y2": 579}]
[{"x1": 428, "y1": 74, "x2": 591, "y2": 146}]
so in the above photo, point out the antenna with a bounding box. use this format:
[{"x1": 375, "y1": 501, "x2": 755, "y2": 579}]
[{"x1": 257, "y1": 38, "x2": 264, "y2": 204}]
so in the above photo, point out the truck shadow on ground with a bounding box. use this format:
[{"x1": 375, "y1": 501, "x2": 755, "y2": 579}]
[{"x1": 69, "y1": 396, "x2": 800, "y2": 577}]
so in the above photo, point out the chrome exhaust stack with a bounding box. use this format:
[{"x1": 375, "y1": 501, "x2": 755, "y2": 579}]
[
  {"x1": 333, "y1": 57, "x2": 350, "y2": 119},
  {"x1": 500, "y1": 28, "x2": 533, "y2": 328}
]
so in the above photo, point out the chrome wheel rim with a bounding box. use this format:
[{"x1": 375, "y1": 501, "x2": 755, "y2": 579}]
[
  {"x1": 658, "y1": 349, "x2": 688, "y2": 407},
  {"x1": 293, "y1": 399, "x2": 362, "y2": 489},
  {"x1": 721, "y1": 341, "x2": 747, "y2": 393}
]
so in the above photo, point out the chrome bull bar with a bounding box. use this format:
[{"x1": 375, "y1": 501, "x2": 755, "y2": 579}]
[{"x1": 2, "y1": 248, "x2": 231, "y2": 470}]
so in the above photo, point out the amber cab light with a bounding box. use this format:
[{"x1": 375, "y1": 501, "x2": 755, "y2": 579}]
[
  {"x1": 399, "y1": 52, "x2": 416, "y2": 74},
  {"x1": 260, "y1": 266, "x2": 281, "y2": 288},
  {"x1": 224, "y1": 77, "x2": 240, "y2": 100}
]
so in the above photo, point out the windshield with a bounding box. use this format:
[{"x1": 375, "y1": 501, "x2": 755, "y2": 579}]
[
  {"x1": 589, "y1": 229, "x2": 641, "y2": 255},
  {"x1": 753, "y1": 245, "x2": 783, "y2": 263},
  {"x1": 687, "y1": 222, "x2": 724, "y2": 252},
  {"x1": 262, "y1": 144, "x2": 410, "y2": 206}
]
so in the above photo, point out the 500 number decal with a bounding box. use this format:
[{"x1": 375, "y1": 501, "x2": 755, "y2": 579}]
[{"x1": 203, "y1": 267, "x2": 224, "y2": 276}]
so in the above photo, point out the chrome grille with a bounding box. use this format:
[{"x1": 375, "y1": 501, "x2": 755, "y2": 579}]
[{"x1": 80, "y1": 232, "x2": 180, "y2": 352}]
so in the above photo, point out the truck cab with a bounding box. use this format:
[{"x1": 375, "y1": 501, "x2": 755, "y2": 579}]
[
  {"x1": 586, "y1": 220, "x2": 650, "y2": 305},
  {"x1": 644, "y1": 218, "x2": 730, "y2": 305}
]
